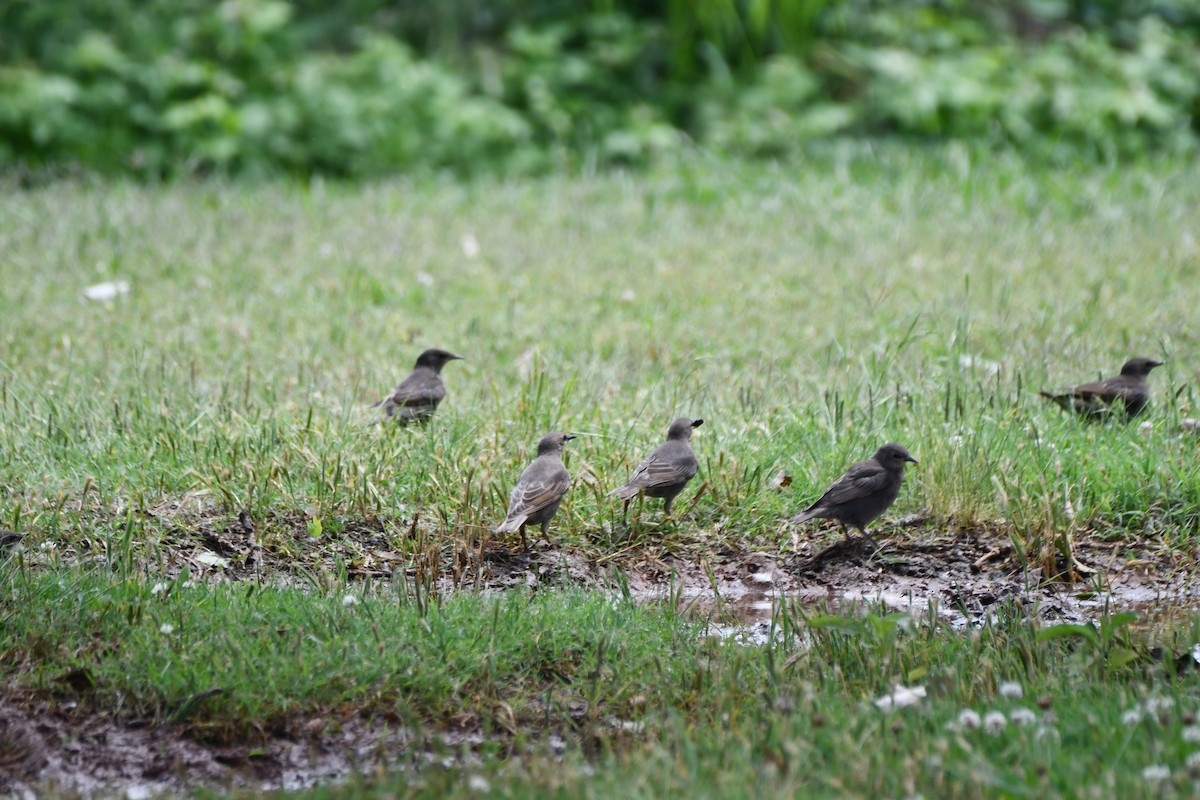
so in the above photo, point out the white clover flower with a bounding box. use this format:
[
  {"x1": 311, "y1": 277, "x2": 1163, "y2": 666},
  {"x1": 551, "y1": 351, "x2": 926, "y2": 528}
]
[
  {"x1": 466, "y1": 775, "x2": 490, "y2": 793},
  {"x1": 873, "y1": 685, "x2": 927, "y2": 711},
  {"x1": 957, "y1": 709, "x2": 982, "y2": 730},
  {"x1": 1122, "y1": 708, "x2": 1143, "y2": 725},
  {"x1": 1145, "y1": 696, "x2": 1175, "y2": 714},
  {"x1": 1034, "y1": 724, "x2": 1059, "y2": 742},
  {"x1": 150, "y1": 582, "x2": 169, "y2": 595},
  {"x1": 1141, "y1": 765, "x2": 1170, "y2": 782},
  {"x1": 159, "y1": 623, "x2": 174, "y2": 635},
  {"x1": 39, "y1": 541, "x2": 57, "y2": 551},
  {"x1": 1009, "y1": 708, "x2": 1037, "y2": 726},
  {"x1": 1184, "y1": 726, "x2": 1200, "y2": 743},
  {"x1": 983, "y1": 711, "x2": 1006, "y2": 735},
  {"x1": 1186, "y1": 751, "x2": 1200, "y2": 769},
  {"x1": 342, "y1": 595, "x2": 358, "y2": 607},
  {"x1": 999, "y1": 681, "x2": 1023, "y2": 699}
]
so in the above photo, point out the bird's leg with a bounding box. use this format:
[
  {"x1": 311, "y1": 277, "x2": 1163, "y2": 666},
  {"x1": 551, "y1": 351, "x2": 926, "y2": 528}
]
[
  {"x1": 621, "y1": 498, "x2": 630, "y2": 524},
  {"x1": 519, "y1": 523, "x2": 529, "y2": 552},
  {"x1": 859, "y1": 526, "x2": 882, "y2": 553},
  {"x1": 662, "y1": 496, "x2": 674, "y2": 520},
  {"x1": 540, "y1": 521, "x2": 551, "y2": 547}
]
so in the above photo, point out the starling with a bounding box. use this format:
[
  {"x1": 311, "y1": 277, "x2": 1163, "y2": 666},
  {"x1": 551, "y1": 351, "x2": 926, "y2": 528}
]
[
  {"x1": 609, "y1": 417, "x2": 703, "y2": 520},
  {"x1": 495, "y1": 432, "x2": 575, "y2": 550},
  {"x1": 1039, "y1": 357, "x2": 1163, "y2": 420},
  {"x1": 0, "y1": 530, "x2": 23, "y2": 551},
  {"x1": 792, "y1": 443, "x2": 918, "y2": 547},
  {"x1": 373, "y1": 348, "x2": 464, "y2": 423}
]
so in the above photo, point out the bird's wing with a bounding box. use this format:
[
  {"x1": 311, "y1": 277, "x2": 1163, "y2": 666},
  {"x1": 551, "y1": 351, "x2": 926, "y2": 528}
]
[
  {"x1": 388, "y1": 371, "x2": 445, "y2": 408},
  {"x1": 808, "y1": 461, "x2": 891, "y2": 509},
  {"x1": 623, "y1": 446, "x2": 697, "y2": 491},
  {"x1": 505, "y1": 464, "x2": 570, "y2": 520}
]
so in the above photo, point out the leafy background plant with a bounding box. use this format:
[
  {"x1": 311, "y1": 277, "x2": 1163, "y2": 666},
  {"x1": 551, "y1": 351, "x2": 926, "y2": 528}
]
[{"x1": 2, "y1": 0, "x2": 1199, "y2": 175}]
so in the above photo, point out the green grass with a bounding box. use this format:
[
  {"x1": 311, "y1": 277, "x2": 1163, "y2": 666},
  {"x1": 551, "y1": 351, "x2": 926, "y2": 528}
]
[
  {"x1": 5, "y1": 148, "x2": 1200, "y2": 796},
  {"x1": 3, "y1": 149, "x2": 1200, "y2": 562},
  {"x1": 4, "y1": 566, "x2": 1200, "y2": 798}
]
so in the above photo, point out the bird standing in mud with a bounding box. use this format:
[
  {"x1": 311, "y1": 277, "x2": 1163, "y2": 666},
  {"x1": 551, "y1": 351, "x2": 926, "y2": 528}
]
[
  {"x1": 496, "y1": 432, "x2": 575, "y2": 550},
  {"x1": 610, "y1": 417, "x2": 703, "y2": 521},
  {"x1": 1039, "y1": 357, "x2": 1163, "y2": 420},
  {"x1": 373, "y1": 348, "x2": 464, "y2": 423},
  {"x1": 792, "y1": 443, "x2": 918, "y2": 549}
]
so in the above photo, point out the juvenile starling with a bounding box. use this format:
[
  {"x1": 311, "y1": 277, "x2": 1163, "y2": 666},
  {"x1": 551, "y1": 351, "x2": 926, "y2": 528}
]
[
  {"x1": 373, "y1": 348, "x2": 464, "y2": 423},
  {"x1": 792, "y1": 443, "x2": 918, "y2": 547},
  {"x1": 1039, "y1": 357, "x2": 1163, "y2": 420},
  {"x1": 609, "y1": 418, "x2": 703, "y2": 520},
  {"x1": 495, "y1": 432, "x2": 575, "y2": 550}
]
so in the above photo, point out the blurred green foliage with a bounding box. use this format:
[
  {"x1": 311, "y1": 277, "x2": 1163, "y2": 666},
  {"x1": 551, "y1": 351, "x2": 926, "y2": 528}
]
[{"x1": 1, "y1": 0, "x2": 1199, "y2": 175}]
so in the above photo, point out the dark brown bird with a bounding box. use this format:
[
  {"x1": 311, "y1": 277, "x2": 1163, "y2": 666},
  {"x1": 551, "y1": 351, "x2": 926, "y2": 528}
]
[
  {"x1": 1039, "y1": 357, "x2": 1163, "y2": 420},
  {"x1": 495, "y1": 432, "x2": 575, "y2": 550},
  {"x1": 373, "y1": 348, "x2": 464, "y2": 423},
  {"x1": 0, "y1": 530, "x2": 23, "y2": 551},
  {"x1": 609, "y1": 418, "x2": 703, "y2": 520},
  {"x1": 792, "y1": 443, "x2": 918, "y2": 547}
]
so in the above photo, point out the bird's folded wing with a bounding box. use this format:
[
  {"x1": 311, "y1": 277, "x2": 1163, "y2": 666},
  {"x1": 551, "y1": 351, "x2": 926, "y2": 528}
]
[
  {"x1": 626, "y1": 452, "x2": 696, "y2": 490},
  {"x1": 507, "y1": 472, "x2": 570, "y2": 517},
  {"x1": 391, "y1": 374, "x2": 445, "y2": 406},
  {"x1": 812, "y1": 462, "x2": 891, "y2": 506}
]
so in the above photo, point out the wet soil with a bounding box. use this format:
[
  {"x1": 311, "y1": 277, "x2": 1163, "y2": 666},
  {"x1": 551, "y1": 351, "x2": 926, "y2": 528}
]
[{"x1": 6, "y1": 507, "x2": 1200, "y2": 796}]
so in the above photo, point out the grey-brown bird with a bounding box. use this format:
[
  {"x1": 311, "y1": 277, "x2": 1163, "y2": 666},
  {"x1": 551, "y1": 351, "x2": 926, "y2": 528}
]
[
  {"x1": 1039, "y1": 357, "x2": 1163, "y2": 420},
  {"x1": 0, "y1": 530, "x2": 23, "y2": 551},
  {"x1": 495, "y1": 432, "x2": 575, "y2": 550},
  {"x1": 373, "y1": 348, "x2": 464, "y2": 423},
  {"x1": 792, "y1": 443, "x2": 918, "y2": 548},
  {"x1": 609, "y1": 418, "x2": 703, "y2": 520}
]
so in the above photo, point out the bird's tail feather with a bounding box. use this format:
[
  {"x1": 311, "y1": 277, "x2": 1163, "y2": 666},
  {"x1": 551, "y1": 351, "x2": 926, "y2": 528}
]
[
  {"x1": 608, "y1": 485, "x2": 638, "y2": 500},
  {"x1": 494, "y1": 515, "x2": 527, "y2": 534},
  {"x1": 791, "y1": 508, "x2": 819, "y2": 524}
]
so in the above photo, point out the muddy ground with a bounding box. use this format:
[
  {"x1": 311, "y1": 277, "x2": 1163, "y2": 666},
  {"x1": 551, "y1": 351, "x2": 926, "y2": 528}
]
[{"x1": 4, "y1": 511, "x2": 1199, "y2": 797}]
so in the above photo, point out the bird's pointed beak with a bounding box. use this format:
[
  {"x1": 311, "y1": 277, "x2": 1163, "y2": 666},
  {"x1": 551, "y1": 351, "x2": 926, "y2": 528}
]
[
  {"x1": 906, "y1": 454, "x2": 919, "y2": 464},
  {"x1": 450, "y1": 354, "x2": 466, "y2": 361},
  {"x1": 691, "y1": 419, "x2": 704, "y2": 428},
  {"x1": 564, "y1": 434, "x2": 577, "y2": 441},
  {"x1": 1150, "y1": 360, "x2": 1164, "y2": 368}
]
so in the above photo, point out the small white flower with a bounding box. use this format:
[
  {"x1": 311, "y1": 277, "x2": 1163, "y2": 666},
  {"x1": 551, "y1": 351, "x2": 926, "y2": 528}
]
[
  {"x1": 1138, "y1": 421, "x2": 1154, "y2": 437},
  {"x1": 461, "y1": 233, "x2": 481, "y2": 258},
  {"x1": 1034, "y1": 724, "x2": 1059, "y2": 742},
  {"x1": 1122, "y1": 708, "x2": 1143, "y2": 725},
  {"x1": 415, "y1": 271, "x2": 435, "y2": 288},
  {"x1": 983, "y1": 711, "x2": 1006, "y2": 735},
  {"x1": 1183, "y1": 725, "x2": 1200, "y2": 743},
  {"x1": 181, "y1": 580, "x2": 196, "y2": 589},
  {"x1": 159, "y1": 623, "x2": 174, "y2": 635},
  {"x1": 948, "y1": 434, "x2": 964, "y2": 447},
  {"x1": 1145, "y1": 696, "x2": 1175, "y2": 714},
  {"x1": 1009, "y1": 707, "x2": 1037, "y2": 726},
  {"x1": 150, "y1": 582, "x2": 169, "y2": 595},
  {"x1": 999, "y1": 681, "x2": 1023, "y2": 699},
  {"x1": 466, "y1": 775, "x2": 490, "y2": 792},
  {"x1": 39, "y1": 541, "x2": 57, "y2": 551},
  {"x1": 1186, "y1": 751, "x2": 1200, "y2": 769},
  {"x1": 342, "y1": 594, "x2": 358, "y2": 607},
  {"x1": 1141, "y1": 765, "x2": 1170, "y2": 782},
  {"x1": 873, "y1": 685, "x2": 926, "y2": 711},
  {"x1": 956, "y1": 709, "x2": 981, "y2": 730}
]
